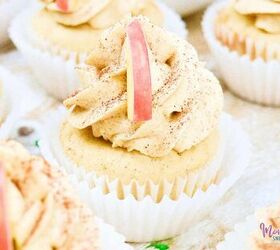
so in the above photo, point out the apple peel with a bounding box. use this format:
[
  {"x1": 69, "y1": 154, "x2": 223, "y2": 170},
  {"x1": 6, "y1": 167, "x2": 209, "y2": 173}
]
[
  {"x1": 0, "y1": 164, "x2": 12, "y2": 250},
  {"x1": 126, "y1": 20, "x2": 152, "y2": 122},
  {"x1": 56, "y1": 0, "x2": 68, "y2": 12}
]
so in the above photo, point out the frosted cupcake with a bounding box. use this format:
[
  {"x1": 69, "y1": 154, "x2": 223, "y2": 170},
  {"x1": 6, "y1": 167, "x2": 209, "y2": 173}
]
[
  {"x1": 41, "y1": 16, "x2": 250, "y2": 242},
  {"x1": 203, "y1": 0, "x2": 280, "y2": 106},
  {"x1": 0, "y1": 140, "x2": 132, "y2": 250},
  {"x1": 9, "y1": 0, "x2": 187, "y2": 100},
  {"x1": 217, "y1": 201, "x2": 280, "y2": 250},
  {"x1": 0, "y1": 0, "x2": 27, "y2": 47}
]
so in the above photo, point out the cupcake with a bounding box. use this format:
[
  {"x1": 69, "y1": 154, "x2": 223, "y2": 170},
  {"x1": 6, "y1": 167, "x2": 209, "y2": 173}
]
[
  {"x1": 40, "y1": 16, "x2": 250, "y2": 242},
  {"x1": 0, "y1": 67, "x2": 21, "y2": 140},
  {"x1": 0, "y1": 80, "x2": 9, "y2": 125},
  {"x1": 0, "y1": 0, "x2": 27, "y2": 47},
  {"x1": 217, "y1": 201, "x2": 280, "y2": 250},
  {"x1": 9, "y1": 0, "x2": 187, "y2": 100},
  {"x1": 0, "y1": 140, "x2": 132, "y2": 250},
  {"x1": 203, "y1": 0, "x2": 280, "y2": 106},
  {"x1": 0, "y1": 66, "x2": 44, "y2": 140}
]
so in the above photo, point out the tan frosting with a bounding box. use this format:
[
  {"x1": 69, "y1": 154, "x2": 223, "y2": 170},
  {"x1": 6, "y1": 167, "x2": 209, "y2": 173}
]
[
  {"x1": 234, "y1": 0, "x2": 280, "y2": 34},
  {"x1": 41, "y1": 0, "x2": 163, "y2": 28},
  {"x1": 0, "y1": 141, "x2": 99, "y2": 249},
  {"x1": 64, "y1": 17, "x2": 223, "y2": 158}
]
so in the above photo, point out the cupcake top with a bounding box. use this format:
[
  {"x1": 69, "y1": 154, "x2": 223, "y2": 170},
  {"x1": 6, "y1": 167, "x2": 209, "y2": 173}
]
[
  {"x1": 41, "y1": 0, "x2": 163, "y2": 28},
  {"x1": 250, "y1": 202, "x2": 280, "y2": 249},
  {"x1": 64, "y1": 16, "x2": 223, "y2": 158},
  {"x1": 32, "y1": 0, "x2": 163, "y2": 55},
  {"x1": 234, "y1": 0, "x2": 280, "y2": 34},
  {"x1": 0, "y1": 141, "x2": 101, "y2": 249}
]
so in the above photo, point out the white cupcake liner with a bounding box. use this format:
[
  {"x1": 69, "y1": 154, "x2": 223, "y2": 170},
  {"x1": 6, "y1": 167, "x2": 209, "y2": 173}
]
[
  {"x1": 202, "y1": 1, "x2": 280, "y2": 107},
  {"x1": 42, "y1": 109, "x2": 226, "y2": 202},
  {"x1": 39, "y1": 108, "x2": 250, "y2": 242},
  {"x1": 0, "y1": 66, "x2": 25, "y2": 139},
  {"x1": 9, "y1": 2, "x2": 187, "y2": 101},
  {"x1": 161, "y1": 0, "x2": 214, "y2": 16},
  {"x1": 0, "y1": 0, "x2": 26, "y2": 47},
  {"x1": 217, "y1": 215, "x2": 257, "y2": 250},
  {"x1": 96, "y1": 218, "x2": 133, "y2": 250},
  {"x1": 0, "y1": 64, "x2": 50, "y2": 140}
]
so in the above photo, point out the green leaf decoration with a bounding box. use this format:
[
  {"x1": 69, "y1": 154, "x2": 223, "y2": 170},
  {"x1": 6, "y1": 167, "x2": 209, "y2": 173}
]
[
  {"x1": 146, "y1": 242, "x2": 170, "y2": 250},
  {"x1": 34, "y1": 139, "x2": 40, "y2": 148}
]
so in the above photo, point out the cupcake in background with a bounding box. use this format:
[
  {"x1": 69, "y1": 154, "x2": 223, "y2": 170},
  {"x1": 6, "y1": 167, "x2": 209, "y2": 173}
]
[
  {"x1": 203, "y1": 0, "x2": 280, "y2": 106},
  {"x1": 9, "y1": 0, "x2": 187, "y2": 100},
  {"x1": 0, "y1": 80, "x2": 9, "y2": 125},
  {"x1": 217, "y1": 201, "x2": 280, "y2": 250},
  {"x1": 0, "y1": 67, "x2": 21, "y2": 140},
  {"x1": 0, "y1": 140, "x2": 132, "y2": 250},
  {"x1": 162, "y1": 0, "x2": 214, "y2": 16},
  {"x1": 0, "y1": 0, "x2": 27, "y2": 47},
  {"x1": 40, "y1": 16, "x2": 250, "y2": 242}
]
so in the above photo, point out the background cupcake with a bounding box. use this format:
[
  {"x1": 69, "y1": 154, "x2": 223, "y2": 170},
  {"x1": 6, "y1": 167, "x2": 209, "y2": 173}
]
[
  {"x1": 0, "y1": 67, "x2": 23, "y2": 139},
  {"x1": 217, "y1": 201, "x2": 280, "y2": 250},
  {"x1": 0, "y1": 0, "x2": 27, "y2": 47},
  {"x1": 9, "y1": 0, "x2": 187, "y2": 100},
  {"x1": 40, "y1": 17, "x2": 251, "y2": 242},
  {"x1": 0, "y1": 140, "x2": 132, "y2": 250},
  {"x1": 203, "y1": 0, "x2": 280, "y2": 106}
]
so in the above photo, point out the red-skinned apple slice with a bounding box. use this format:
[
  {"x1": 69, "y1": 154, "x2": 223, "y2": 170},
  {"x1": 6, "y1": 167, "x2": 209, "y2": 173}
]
[
  {"x1": 56, "y1": 0, "x2": 68, "y2": 12},
  {"x1": 0, "y1": 164, "x2": 12, "y2": 250},
  {"x1": 126, "y1": 20, "x2": 152, "y2": 122}
]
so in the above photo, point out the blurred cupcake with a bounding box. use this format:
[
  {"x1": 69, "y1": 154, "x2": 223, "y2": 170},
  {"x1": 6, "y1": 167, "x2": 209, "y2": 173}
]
[
  {"x1": 0, "y1": 140, "x2": 132, "y2": 250},
  {"x1": 40, "y1": 16, "x2": 250, "y2": 242},
  {"x1": 0, "y1": 67, "x2": 21, "y2": 139},
  {"x1": 0, "y1": 66, "x2": 43, "y2": 140},
  {"x1": 217, "y1": 201, "x2": 280, "y2": 250},
  {"x1": 9, "y1": 0, "x2": 187, "y2": 100},
  {"x1": 0, "y1": 80, "x2": 9, "y2": 125},
  {"x1": 0, "y1": 0, "x2": 27, "y2": 47},
  {"x1": 203, "y1": 0, "x2": 280, "y2": 106}
]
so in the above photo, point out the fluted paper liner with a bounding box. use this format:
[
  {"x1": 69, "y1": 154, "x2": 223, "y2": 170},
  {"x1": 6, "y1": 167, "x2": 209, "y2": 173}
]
[
  {"x1": 39, "y1": 107, "x2": 250, "y2": 242},
  {"x1": 217, "y1": 215, "x2": 257, "y2": 250},
  {"x1": 203, "y1": 1, "x2": 280, "y2": 106},
  {"x1": 0, "y1": 66, "x2": 26, "y2": 139},
  {"x1": 9, "y1": 2, "x2": 187, "y2": 100},
  {"x1": 96, "y1": 218, "x2": 133, "y2": 250},
  {"x1": 0, "y1": 0, "x2": 26, "y2": 46}
]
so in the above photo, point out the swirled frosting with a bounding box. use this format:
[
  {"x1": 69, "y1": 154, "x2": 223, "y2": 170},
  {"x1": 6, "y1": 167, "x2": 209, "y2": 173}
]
[
  {"x1": 0, "y1": 141, "x2": 100, "y2": 249},
  {"x1": 64, "y1": 17, "x2": 223, "y2": 158},
  {"x1": 41, "y1": 0, "x2": 163, "y2": 29},
  {"x1": 234, "y1": 0, "x2": 280, "y2": 34}
]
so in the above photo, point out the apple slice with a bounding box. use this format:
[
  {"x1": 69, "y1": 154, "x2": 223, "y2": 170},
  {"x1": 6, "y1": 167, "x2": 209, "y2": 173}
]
[
  {"x1": 0, "y1": 164, "x2": 12, "y2": 250},
  {"x1": 126, "y1": 20, "x2": 152, "y2": 122},
  {"x1": 56, "y1": 0, "x2": 68, "y2": 12}
]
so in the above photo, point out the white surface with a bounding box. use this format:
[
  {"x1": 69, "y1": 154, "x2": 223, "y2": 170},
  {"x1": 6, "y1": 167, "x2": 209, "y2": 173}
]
[{"x1": 216, "y1": 215, "x2": 257, "y2": 250}]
